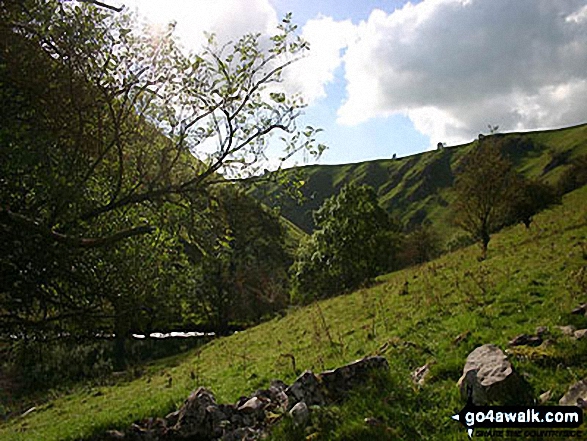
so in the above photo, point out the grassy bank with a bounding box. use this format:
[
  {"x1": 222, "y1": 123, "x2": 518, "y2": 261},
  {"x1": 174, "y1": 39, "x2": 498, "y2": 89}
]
[{"x1": 1, "y1": 185, "x2": 586, "y2": 440}]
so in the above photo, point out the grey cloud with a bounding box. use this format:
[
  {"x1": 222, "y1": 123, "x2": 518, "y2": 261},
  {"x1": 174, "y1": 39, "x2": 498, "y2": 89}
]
[{"x1": 339, "y1": 0, "x2": 587, "y2": 143}]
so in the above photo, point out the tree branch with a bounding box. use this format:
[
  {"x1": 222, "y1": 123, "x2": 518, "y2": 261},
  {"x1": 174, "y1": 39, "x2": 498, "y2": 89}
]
[{"x1": 1, "y1": 208, "x2": 154, "y2": 248}]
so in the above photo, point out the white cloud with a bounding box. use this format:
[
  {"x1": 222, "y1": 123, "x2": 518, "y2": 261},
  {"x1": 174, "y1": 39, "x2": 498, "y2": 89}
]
[
  {"x1": 282, "y1": 16, "x2": 356, "y2": 105},
  {"x1": 123, "y1": 2, "x2": 356, "y2": 107},
  {"x1": 337, "y1": 0, "x2": 587, "y2": 146},
  {"x1": 566, "y1": 4, "x2": 587, "y2": 24},
  {"x1": 124, "y1": 0, "x2": 278, "y2": 51}
]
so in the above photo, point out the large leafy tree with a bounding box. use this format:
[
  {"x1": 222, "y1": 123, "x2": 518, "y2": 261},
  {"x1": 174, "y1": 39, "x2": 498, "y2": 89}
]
[
  {"x1": 184, "y1": 187, "x2": 292, "y2": 334},
  {"x1": 291, "y1": 183, "x2": 401, "y2": 303},
  {"x1": 0, "y1": 0, "x2": 323, "y2": 344}
]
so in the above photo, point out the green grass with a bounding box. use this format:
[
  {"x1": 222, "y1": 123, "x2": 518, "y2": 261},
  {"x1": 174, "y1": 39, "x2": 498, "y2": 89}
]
[{"x1": 1, "y1": 186, "x2": 587, "y2": 440}]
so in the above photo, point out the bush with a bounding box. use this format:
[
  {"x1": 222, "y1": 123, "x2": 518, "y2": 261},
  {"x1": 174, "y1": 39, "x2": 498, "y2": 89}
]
[
  {"x1": 557, "y1": 155, "x2": 587, "y2": 195},
  {"x1": 290, "y1": 184, "x2": 401, "y2": 303}
]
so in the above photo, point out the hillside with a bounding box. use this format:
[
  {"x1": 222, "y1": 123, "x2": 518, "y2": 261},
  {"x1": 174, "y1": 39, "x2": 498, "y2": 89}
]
[
  {"x1": 250, "y1": 124, "x2": 587, "y2": 240},
  {"x1": 2, "y1": 183, "x2": 586, "y2": 440}
]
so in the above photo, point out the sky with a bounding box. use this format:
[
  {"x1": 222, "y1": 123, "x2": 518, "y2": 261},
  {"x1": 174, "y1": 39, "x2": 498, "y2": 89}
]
[{"x1": 121, "y1": 0, "x2": 587, "y2": 167}]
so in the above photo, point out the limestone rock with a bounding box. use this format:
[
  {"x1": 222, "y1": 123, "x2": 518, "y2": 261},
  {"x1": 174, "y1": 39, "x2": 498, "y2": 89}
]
[
  {"x1": 170, "y1": 387, "x2": 219, "y2": 439},
  {"x1": 238, "y1": 396, "x2": 265, "y2": 414},
  {"x1": 457, "y1": 344, "x2": 533, "y2": 405},
  {"x1": 574, "y1": 329, "x2": 587, "y2": 340},
  {"x1": 319, "y1": 356, "x2": 389, "y2": 401},
  {"x1": 95, "y1": 356, "x2": 393, "y2": 441},
  {"x1": 289, "y1": 401, "x2": 310, "y2": 427},
  {"x1": 535, "y1": 326, "x2": 549, "y2": 337},
  {"x1": 559, "y1": 378, "x2": 587, "y2": 407},
  {"x1": 411, "y1": 364, "x2": 430, "y2": 386},
  {"x1": 557, "y1": 325, "x2": 577, "y2": 336},
  {"x1": 285, "y1": 371, "x2": 325, "y2": 409},
  {"x1": 571, "y1": 303, "x2": 587, "y2": 316},
  {"x1": 539, "y1": 389, "x2": 552, "y2": 405}
]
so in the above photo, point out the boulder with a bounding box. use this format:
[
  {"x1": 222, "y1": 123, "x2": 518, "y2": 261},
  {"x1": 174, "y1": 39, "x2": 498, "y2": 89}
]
[
  {"x1": 557, "y1": 325, "x2": 577, "y2": 336},
  {"x1": 285, "y1": 371, "x2": 325, "y2": 409},
  {"x1": 559, "y1": 378, "x2": 587, "y2": 407},
  {"x1": 237, "y1": 396, "x2": 265, "y2": 415},
  {"x1": 289, "y1": 401, "x2": 310, "y2": 427},
  {"x1": 170, "y1": 387, "x2": 220, "y2": 439},
  {"x1": 457, "y1": 344, "x2": 533, "y2": 405},
  {"x1": 319, "y1": 356, "x2": 389, "y2": 401}
]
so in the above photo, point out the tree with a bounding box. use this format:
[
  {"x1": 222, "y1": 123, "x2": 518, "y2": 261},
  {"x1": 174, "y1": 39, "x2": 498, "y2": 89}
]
[
  {"x1": 506, "y1": 178, "x2": 560, "y2": 229},
  {"x1": 0, "y1": 1, "x2": 323, "y2": 344},
  {"x1": 399, "y1": 223, "x2": 441, "y2": 266},
  {"x1": 452, "y1": 137, "x2": 517, "y2": 259},
  {"x1": 291, "y1": 184, "x2": 401, "y2": 303},
  {"x1": 184, "y1": 187, "x2": 291, "y2": 334}
]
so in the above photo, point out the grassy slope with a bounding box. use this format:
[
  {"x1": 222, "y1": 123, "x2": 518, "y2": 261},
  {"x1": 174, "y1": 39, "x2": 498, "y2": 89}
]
[
  {"x1": 251, "y1": 123, "x2": 587, "y2": 239},
  {"x1": 1, "y1": 184, "x2": 586, "y2": 440}
]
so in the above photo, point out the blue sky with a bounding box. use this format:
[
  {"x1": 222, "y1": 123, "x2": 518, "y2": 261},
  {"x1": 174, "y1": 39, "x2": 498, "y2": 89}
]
[{"x1": 124, "y1": 0, "x2": 587, "y2": 167}]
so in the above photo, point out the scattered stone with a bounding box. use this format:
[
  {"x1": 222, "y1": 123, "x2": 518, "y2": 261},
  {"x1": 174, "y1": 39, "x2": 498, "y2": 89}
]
[
  {"x1": 559, "y1": 378, "x2": 587, "y2": 407},
  {"x1": 539, "y1": 390, "x2": 552, "y2": 405},
  {"x1": 238, "y1": 396, "x2": 265, "y2": 414},
  {"x1": 453, "y1": 330, "x2": 471, "y2": 346},
  {"x1": 571, "y1": 303, "x2": 587, "y2": 316},
  {"x1": 508, "y1": 334, "x2": 542, "y2": 347},
  {"x1": 103, "y1": 430, "x2": 126, "y2": 440},
  {"x1": 289, "y1": 401, "x2": 310, "y2": 427},
  {"x1": 557, "y1": 325, "x2": 577, "y2": 336},
  {"x1": 535, "y1": 326, "x2": 549, "y2": 337},
  {"x1": 98, "y1": 356, "x2": 390, "y2": 441},
  {"x1": 457, "y1": 344, "x2": 533, "y2": 406},
  {"x1": 574, "y1": 329, "x2": 587, "y2": 340},
  {"x1": 411, "y1": 364, "x2": 430, "y2": 386}
]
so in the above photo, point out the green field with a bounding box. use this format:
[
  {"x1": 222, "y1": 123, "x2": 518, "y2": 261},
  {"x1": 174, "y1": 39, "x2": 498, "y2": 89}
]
[{"x1": 2, "y1": 181, "x2": 586, "y2": 441}]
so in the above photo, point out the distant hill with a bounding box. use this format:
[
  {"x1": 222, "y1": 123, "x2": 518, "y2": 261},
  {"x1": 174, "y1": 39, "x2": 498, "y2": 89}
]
[{"x1": 249, "y1": 123, "x2": 587, "y2": 242}]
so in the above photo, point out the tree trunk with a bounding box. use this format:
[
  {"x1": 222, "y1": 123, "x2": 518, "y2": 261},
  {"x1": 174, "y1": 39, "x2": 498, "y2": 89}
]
[{"x1": 481, "y1": 230, "x2": 490, "y2": 260}]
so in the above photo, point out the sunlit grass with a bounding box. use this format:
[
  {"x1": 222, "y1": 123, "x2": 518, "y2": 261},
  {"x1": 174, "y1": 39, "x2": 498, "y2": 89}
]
[{"x1": 1, "y1": 186, "x2": 586, "y2": 440}]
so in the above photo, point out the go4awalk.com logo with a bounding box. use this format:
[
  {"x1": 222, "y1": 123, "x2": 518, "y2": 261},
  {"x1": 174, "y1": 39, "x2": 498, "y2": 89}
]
[{"x1": 451, "y1": 404, "x2": 583, "y2": 438}]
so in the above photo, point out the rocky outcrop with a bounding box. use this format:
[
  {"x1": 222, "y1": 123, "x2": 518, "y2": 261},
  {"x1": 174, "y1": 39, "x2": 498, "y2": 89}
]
[
  {"x1": 457, "y1": 344, "x2": 533, "y2": 405},
  {"x1": 98, "y1": 356, "x2": 389, "y2": 441},
  {"x1": 559, "y1": 379, "x2": 587, "y2": 409}
]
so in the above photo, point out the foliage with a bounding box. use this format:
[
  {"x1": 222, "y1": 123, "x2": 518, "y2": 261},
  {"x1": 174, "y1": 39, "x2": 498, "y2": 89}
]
[
  {"x1": 0, "y1": 0, "x2": 321, "y2": 352},
  {"x1": 505, "y1": 178, "x2": 560, "y2": 228},
  {"x1": 398, "y1": 223, "x2": 442, "y2": 266},
  {"x1": 557, "y1": 154, "x2": 587, "y2": 195},
  {"x1": 2, "y1": 185, "x2": 586, "y2": 441},
  {"x1": 451, "y1": 137, "x2": 518, "y2": 258},
  {"x1": 250, "y1": 124, "x2": 587, "y2": 245},
  {"x1": 290, "y1": 184, "x2": 401, "y2": 302},
  {"x1": 184, "y1": 188, "x2": 291, "y2": 334}
]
